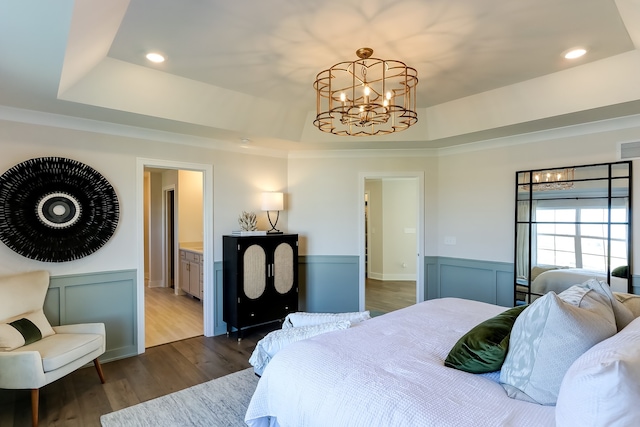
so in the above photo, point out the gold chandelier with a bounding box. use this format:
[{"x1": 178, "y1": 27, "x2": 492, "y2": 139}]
[
  {"x1": 519, "y1": 168, "x2": 576, "y2": 191},
  {"x1": 313, "y1": 48, "x2": 418, "y2": 137}
]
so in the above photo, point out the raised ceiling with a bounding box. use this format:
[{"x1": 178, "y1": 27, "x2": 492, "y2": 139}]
[{"x1": 0, "y1": 0, "x2": 639, "y2": 153}]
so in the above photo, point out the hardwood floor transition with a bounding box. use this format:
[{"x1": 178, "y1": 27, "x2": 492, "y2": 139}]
[{"x1": 145, "y1": 286, "x2": 203, "y2": 348}]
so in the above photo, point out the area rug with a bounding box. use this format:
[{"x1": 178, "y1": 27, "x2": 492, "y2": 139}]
[{"x1": 100, "y1": 368, "x2": 258, "y2": 427}]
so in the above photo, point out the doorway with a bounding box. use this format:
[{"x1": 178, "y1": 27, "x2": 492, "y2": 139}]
[
  {"x1": 359, "y1": 173, "x2": 424, "y2": 314},
  {"x1": 143, "y1": 169, "x2": 204, "y2": 348},
  {"x1": 136, "y1": 158, "x2": 214, "y2": 355}
]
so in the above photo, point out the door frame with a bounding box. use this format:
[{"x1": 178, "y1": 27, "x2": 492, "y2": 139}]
[
  {"x1": 358, "y1": 171, "x2": 425, "y2": 311},
  {"x1": 136, "y1": 158, "x2": 214, "y2": 354}
]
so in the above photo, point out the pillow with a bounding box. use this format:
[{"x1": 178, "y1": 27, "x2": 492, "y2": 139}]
[
  {"x1": 282, "y1": 311, "x2": 370, "y2": 329},
  {"x1": 249, "y1": 320, "x2": 351, "y2": 376},
  {"x1": 614, "y1": 292, "x2": 640, "y2": 318},
  {"x1": 611, "y1": 265, "x2": 628, "y2": 278},
  {"x1": 500, "y1": 282, "x2": 617, "y2": 405},
  {"x1": 0, "y1": 309, "x2": 55, "y2": 351},
  {"x1": 444, "y1": 304, "x2": 528, "y2": 374},
  {"x1": 586, "y1": 279, "x2": 634, "y2": 331},
  {"x1": 556, "y1": 317, "x2": 640, "y2": 426}
]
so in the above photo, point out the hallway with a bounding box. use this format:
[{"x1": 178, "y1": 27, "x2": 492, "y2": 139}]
[{"x1": 145, "y1": 286, "x2": 203, "y2": 348}]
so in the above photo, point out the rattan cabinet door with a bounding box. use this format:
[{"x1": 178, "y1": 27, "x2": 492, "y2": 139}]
[
  {"x1": 243, "y1": 244, "x2": 266, "y2": 299},
  {"x1": 273, "y1": 242, "x2": 294, "y2": 294}
]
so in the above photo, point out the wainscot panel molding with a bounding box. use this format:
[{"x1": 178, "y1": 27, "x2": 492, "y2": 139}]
[
  {"x1": 633, "y1": 274, "x2": 639, "y2": 295},
  {"x1": 424, "y1": 257, "x2": 514, "y2": 307},
  {"x1": 214, "y1": 261, "x2": 226, "y2": 336},
  {"x1": 47, "y1": 269, "x2": 137, "y2": 361},
  {"x1": 299, "y1": 255, "x2": 359, "y2": 313}
]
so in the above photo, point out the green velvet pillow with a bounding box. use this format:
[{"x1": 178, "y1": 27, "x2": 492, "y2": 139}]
[
  {"x1": 444, "y1": 304, "x2": 528, "y2": 374},
  {"x1": 612, "y1": 265, "x2": 628, "y2": 278}
]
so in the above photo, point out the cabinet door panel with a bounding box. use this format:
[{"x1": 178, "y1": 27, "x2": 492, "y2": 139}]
[
  {"x1": 243, "y1": 244, "x2": 266, "y2": 299},
  {"x1": 273, "y1": 242, "x2": 294, "y2": 294}
]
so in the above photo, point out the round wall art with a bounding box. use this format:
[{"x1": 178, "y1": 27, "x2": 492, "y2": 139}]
[{"x1": 0, "y1": 157, "x2": 120, "y2": 262}]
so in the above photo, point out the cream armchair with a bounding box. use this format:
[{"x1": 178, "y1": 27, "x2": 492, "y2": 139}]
[{"x1": 0, "y1": 270, "x2": 106, "y2": 427}]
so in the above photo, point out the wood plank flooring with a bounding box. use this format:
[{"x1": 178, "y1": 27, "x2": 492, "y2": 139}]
[
  {"x1": 365, "y1": 278, "x2": 416, "y2": 314},
  {"x1": 0, "y1": 281, "x2": 415, "y2": 426},
  {"x1": 0, "y1": 323, "x2": 278, "y2": 427},
  {"x1": 145, "y1": 286, "x2": 203, "y2": 348}
]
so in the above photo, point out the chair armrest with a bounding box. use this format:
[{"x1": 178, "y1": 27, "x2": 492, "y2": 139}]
[
  {"x1": 53, "y1": 323, "x2": 105, "y2": 336},
  {"x1": 0, "y1": 350, "x2": 46, "y2": 389}
]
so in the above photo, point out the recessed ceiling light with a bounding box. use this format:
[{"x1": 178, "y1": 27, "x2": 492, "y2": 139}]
[
  {"x1": 564, "y1": 48, "x2": 586, "y2": 59},
  {"x1": 146, "y1": 52, "x2": 165, "y2": 63}
]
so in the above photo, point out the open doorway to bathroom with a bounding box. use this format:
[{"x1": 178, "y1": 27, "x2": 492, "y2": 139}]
[{"x1": 143, "y1": 168, "x2": 204, "y2": 348}]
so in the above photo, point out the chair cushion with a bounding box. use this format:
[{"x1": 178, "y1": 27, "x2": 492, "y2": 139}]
[{"x1": 19, "y1": 333, "x2": 103, "y2": 372}]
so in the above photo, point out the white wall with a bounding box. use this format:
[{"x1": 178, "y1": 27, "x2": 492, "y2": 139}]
[
  {"x1": 288, "y1": 155, "x2": 438, "y2": 256},
  {"x1": 0, "y1": 119, "x2": 288, "y2": 277},
  {"x1": 382, "y1": 179, "x2": 417, "y2": 279},
  {"x1": 288, "y1": 115, "x2": 640, "y2": 270},
  {"x1": 178, "y1": 169, "x2": 204, "y2": 244}
]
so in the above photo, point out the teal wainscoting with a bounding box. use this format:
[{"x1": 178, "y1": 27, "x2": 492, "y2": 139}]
[
  {"x1": 214, "y1": 261, "x2": 226, "y2": 336},
  {"x1": 424, "y1": 257, "x2": 514, "y2": 307},
  {"x1": 298, "y1": 255, "x2": 359, "y2": 313},
  {"x1": 47, "y1": 270, "x2": 137, "y2": 361},
  {"x1": 633, "y1": 275, "x2": 639, "y2": 295}
]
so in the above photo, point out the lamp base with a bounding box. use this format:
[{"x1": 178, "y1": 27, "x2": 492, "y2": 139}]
[{"x1": 266, "y1": 230, "x2": 283, "y2": 234}]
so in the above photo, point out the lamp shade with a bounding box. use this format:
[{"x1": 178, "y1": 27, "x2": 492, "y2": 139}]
[{"x1": 261, "y1": 192, "x2": 283, "y2": 211}]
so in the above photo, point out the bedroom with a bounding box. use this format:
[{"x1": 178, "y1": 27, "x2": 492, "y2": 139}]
[{"x1": 1, "y1": 0, "x2": 640, "y2": 425}]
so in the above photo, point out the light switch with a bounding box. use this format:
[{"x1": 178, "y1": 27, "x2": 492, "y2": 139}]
[{"x1": 444, "y1": 236, "x2": 456, "y2": 245}]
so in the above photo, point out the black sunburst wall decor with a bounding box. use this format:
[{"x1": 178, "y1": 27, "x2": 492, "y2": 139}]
[{"x1": 0, "y1": 157, "x2": 120, "y2": 262}]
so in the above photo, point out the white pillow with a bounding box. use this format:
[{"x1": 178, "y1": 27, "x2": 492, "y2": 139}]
[
  {"x1": 500, "y1": 282, "x2": 617, "y2": 405},
  {"x1": 614, "y1": 292, "x2": 640, "y2": 318},
  {"x1": 556, "y1": 317, "x2": 640, "y2": 426},
  {"x1": 282, "y1": 311, "x2": 370, "y2": 329},
  {"x1": 249, "y1": 320, "x2": 351, "y2": 376}
]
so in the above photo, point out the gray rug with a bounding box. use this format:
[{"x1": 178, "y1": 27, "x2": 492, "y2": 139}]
[{"x1": 100, "y1": 368, "x2": 259, "y2": 427}]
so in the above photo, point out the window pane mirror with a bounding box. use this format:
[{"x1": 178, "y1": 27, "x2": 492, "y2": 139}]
[{"x1": 514, "y1": 161, "x2": 632, "y2": 305}]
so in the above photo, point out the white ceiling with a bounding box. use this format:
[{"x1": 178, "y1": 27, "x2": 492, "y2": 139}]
[{"x1": 1, "y1": 0, "x2": 639, "y2": 153}]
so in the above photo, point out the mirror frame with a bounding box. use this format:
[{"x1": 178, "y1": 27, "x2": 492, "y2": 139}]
[{"x1": 514, "y1": 161, "x2": 633, "y2": 305}]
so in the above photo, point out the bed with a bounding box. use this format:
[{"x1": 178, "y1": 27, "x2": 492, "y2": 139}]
[
  {"x1": 531, "y1": 268, "x2": 628, "y2": 294},
  {"x1": 244, "y1": 298, "x2": 556, "y2": 427}
]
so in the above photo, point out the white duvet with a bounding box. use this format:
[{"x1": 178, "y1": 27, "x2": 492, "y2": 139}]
[{"x1": 245, "y1": 298, "x2": 555, "y2": 427}]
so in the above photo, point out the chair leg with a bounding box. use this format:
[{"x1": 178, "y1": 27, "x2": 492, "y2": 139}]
[
  {"x1": 93, "y1": 358, "x2": 106, "y2": 384},
  {"x1": 31, "y1": 388, "x2": 39, "y2": 427}
]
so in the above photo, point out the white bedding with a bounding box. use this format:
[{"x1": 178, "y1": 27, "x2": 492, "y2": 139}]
[{"x1": 245, "y1": 298, "x2": 555, "y2": 427}]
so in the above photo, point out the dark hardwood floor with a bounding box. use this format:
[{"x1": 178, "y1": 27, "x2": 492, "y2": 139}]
[{"x1": 0, "y1": 323, "x2": 278, "y2": 427}]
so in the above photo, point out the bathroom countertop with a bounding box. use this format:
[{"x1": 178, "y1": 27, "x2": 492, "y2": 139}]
[{"x1": 179, "y1": 242, "x2": 203, "y2": 253}]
